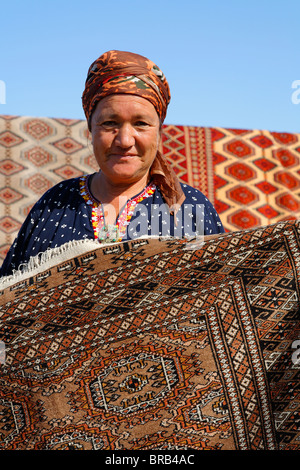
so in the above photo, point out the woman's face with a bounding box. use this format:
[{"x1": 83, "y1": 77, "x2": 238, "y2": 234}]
[{"x1": 90, "y1": 94, "x2": 161, "y2": 186}]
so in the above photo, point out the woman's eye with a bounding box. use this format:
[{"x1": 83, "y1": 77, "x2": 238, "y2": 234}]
[
  {"x1": 135, "y1": 121, "x2": 148, "y2": 127},
  {"x1": 102, "y1": 120, "x2": 117, "y2": 127}
]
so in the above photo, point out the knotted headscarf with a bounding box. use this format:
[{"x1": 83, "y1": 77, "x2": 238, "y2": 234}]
[{"x1": 82, "y1": 50, "x2": 185, "y2": 209}]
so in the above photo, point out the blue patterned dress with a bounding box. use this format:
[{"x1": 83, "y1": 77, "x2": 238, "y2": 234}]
[{"x1": 0, "y1": 175, "x2": 224, "y2": 277}]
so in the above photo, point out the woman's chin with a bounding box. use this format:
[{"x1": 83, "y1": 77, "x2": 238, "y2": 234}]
[{"x1": 106, "y1": 163, "x2": 144, "y2": 181}]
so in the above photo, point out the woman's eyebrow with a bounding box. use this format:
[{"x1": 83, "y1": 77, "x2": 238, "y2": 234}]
[
  {"x1": 96, "y1": 112, "x2": 154, "y2": 121},
  {"x1": 96, "y1": 111, "x2": 119, "y2": 119}
]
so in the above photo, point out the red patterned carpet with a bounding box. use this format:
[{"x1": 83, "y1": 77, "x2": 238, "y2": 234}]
[
  {"x1": 0, "y1": 222, "x2": 299, "y2": 450},
  {"x1": 1, "y1": 115, "x2": 300, "y2": 260}
]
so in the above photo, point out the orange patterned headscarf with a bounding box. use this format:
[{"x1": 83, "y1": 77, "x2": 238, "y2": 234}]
[
  {"x1": 82, "y1": 50, "x2": 171, "y2": 130},
  {"x1": 82, "y1": 50, "x2": 185, "y2": 208}
]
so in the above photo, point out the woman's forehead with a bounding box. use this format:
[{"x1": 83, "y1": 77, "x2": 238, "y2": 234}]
[{"x1": 92, "y1": 94, "x2": 159, "y2": 119}]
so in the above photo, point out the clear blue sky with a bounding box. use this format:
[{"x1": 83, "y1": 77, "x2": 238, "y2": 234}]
[{"x1": 1, "y1": 0, "x2": 300, "y2": 133}]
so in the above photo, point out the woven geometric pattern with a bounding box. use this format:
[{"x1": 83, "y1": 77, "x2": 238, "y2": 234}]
[
  {"x1": 1, "y1": 115, "x2": 300, "y2": 261},
  {"x1": 0, "y1": 115, "x2": 96, "y2": 261},
  {"x1": 212, "y1": 128, "x2": 300, "y2": 232},
  {"x1": 0, "y1": 221, "x2": 299, "y2": 450}
]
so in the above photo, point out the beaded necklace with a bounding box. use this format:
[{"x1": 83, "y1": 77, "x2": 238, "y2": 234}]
[{"x1": 79, "y1": 174, "x2": 156, "y2": 243}]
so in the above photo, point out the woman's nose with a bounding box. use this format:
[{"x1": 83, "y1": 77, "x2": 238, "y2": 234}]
[{"x1": 114, "y1": 124, "x2": 135, "y2": 148}]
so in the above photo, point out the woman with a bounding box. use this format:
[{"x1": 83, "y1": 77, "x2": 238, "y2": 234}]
[{"x1": 0, "y1": 50, "x2": 224, "y2": 277}]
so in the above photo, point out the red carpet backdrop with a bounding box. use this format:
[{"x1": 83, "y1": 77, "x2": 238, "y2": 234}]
[{"x1": 1, "y1": 115, "x2": 300, "y2": 260}]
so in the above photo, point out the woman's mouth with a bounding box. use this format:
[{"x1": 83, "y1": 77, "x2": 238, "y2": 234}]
[{"x1": 110, "y1": 153, "x2": 138, "y2": 159}]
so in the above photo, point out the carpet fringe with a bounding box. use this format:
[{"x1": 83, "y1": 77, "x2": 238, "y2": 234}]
[
  {"x1": 0, "y1": 238, "x2": 101, "y2": 290},
  {"x1": 0, "y1": 234, "x2": 212, "y2": 291},
  {"x1": 0, "y1": 236, "x2": 169, "y2": 290}
]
